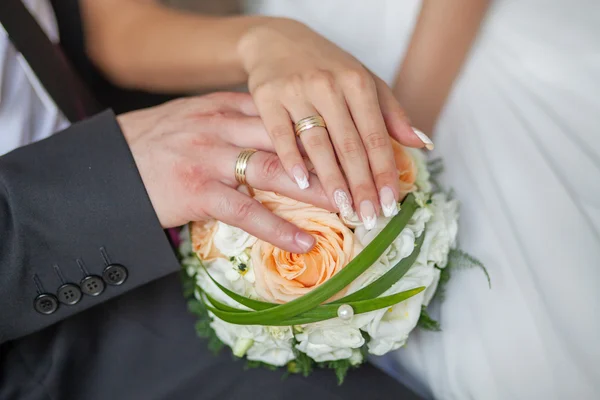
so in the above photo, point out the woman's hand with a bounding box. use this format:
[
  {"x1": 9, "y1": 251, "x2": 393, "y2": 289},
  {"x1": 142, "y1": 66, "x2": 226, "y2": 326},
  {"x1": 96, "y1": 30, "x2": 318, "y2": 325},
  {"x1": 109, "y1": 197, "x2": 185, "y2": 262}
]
[{"x1": 238, "y1": 19, "x2": 433, "y2": 229}]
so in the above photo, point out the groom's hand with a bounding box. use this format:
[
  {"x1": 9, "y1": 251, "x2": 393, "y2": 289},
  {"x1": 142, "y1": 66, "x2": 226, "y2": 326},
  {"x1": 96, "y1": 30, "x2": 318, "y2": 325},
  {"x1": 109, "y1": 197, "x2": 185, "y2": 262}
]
[{"x1": 117, "y1": 92, "x2": 332, "y2": 253}]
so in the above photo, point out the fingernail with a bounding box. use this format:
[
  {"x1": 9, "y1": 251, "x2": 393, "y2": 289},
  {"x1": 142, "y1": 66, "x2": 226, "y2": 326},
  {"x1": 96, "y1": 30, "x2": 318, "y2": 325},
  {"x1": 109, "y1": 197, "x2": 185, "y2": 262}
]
[
  {"x1": 295, "y1": 231, "x2": 315, "y2": 252},
  {"x1": 334, "y1": 189, "x2": 355, "y2": 219},
  {"x1": 380, "y1": 186, "x2": 398, "y2": 217},
  {"x1": 292, "y1": 164, "x2": 309, "y2": 190},
  {"x1": 412, "y1": 127, "x2": 434, "y2": 150},
  {"x1": 360, "y1": 200, "x2": 377, "y2": 230}
]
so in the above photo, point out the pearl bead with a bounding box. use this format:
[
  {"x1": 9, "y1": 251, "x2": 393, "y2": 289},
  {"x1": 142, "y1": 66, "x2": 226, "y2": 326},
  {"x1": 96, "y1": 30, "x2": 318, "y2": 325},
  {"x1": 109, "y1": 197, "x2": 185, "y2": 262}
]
[{"x1": 337, "y1": 304, "x2": 354, "y2": 321}]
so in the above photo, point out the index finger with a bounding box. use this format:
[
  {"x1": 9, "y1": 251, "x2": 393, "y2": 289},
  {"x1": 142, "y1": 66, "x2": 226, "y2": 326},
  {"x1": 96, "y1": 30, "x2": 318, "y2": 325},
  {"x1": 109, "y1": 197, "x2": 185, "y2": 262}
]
[{"x1": 204, "y1": 182, "x2": 315, "y2": 254}]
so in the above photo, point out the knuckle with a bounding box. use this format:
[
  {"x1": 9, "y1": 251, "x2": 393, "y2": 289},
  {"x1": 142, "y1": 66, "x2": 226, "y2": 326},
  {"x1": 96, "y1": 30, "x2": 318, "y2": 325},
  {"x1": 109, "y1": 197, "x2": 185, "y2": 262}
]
[
  {"x1": 272, "y1": 219, "x2": 292, "y2": 241},
  {"x1": 174, "y1": 161, "x2": 207, "y2": 194},
  {"x1": 284, "y1": 74, "x2": 304, "y2": 99},
  {"x1": 340, "y1": 137, "x2": 364, "y2": 159},
  {"x1": 340, "y1": 68, "x2": 372, "y2": 90},
  {"x1": 363, "y1": 131, "x2": 389, "y2": 151},
  {"x1": 259, "y1": 153, "x2": 285, "y2": 181},
  {"x1": 374, "y1": 170, "x2": 400, "y2": 186},
  {"x1": 251, "y1": 82, "x2": 275, "y2": 103},
  {"x1": 270, "y1": 124, "x2": 293, "y2": 140},
  {"x1": 230, "y1": 199, "x2": 255, "y2": 220},
  {"x1": 309, "y1": 69, "x2": 337, "y2": 93}
]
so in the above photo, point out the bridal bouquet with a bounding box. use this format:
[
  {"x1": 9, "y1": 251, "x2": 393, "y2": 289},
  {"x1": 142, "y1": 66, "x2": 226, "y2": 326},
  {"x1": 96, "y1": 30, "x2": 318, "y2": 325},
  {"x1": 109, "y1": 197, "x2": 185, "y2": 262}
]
[{"x1": 180, "y1": 141, "x2": 482, "y2": 383}]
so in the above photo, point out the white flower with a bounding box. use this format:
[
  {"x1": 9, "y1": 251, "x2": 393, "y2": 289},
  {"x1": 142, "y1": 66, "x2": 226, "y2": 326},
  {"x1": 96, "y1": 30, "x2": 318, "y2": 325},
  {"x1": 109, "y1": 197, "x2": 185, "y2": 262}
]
[
  {"x1": 223, "y1": 250, "x2": 256, "y2": 287},
  {"x1": 196, "y1": 258, "x2": 252, "y2": 308},
  {"x1": 246, "y1": 327, "x2": 295, "y2": 366},
  {"x1": 295, "y1": 321, "x2": 365, "y2": 362},
  {"x1": 418, "y1": 193, "x2": 459, "y2": 268},
  {"x1": 406, "y1": 206, "x2": 434, "y2": 238},
  {"x1": 407, "y1": 148, "x2": 432, "y2": 193},
  {"x1": 210, "y1": 318, "x2": 295, "y2": 367},
  {"x1": 213, "y1": 222, "x2": 257, "y2": 258},
  {"x1": 355, "y1": 219, "x2": 416, "y2": 268},
  {"x1": 422, "y1": 267, "x2": 441, "y2": 307},
  {"x1": 364, "y1": 264, "x2": 434, "y2": 355},
  {"x1": 349, "y1": 348, "x2": 364, "y2": 366},
  {"x1": 350, "y1": 205, "x2": 433, "y2": 293}
]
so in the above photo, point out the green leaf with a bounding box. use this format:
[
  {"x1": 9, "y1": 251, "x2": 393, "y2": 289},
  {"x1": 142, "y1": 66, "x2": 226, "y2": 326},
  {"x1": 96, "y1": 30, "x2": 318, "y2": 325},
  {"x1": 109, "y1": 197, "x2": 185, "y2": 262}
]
[
  {"x1": 417, "y1": 305, "x2": 441, "y2": 331},
  {"x1": 245, "y1": 360, "x2": 279, "y2": 371},
  {"x1": 188, "y1": 298, "x2": 207, "y2": 316},
  {"x1": 316, "y1": 359, "x2": 353, "y2": 385},
  {"x1": 290, "y1": 350, "x2": 314, "y2": 377},
  {"x1": 199, "y1": 194, "x2": 419, "y2": 325},
  {"x1": 206, "y1": 286, "x2": 426, "y2": 326},
  {"x1": 333, "y1": 233, "x2": 425, "y2": 303},
  {"x1": 188, "y1": 298, "x2": 225, "y2": 354},
  {"x1": 447, "y1": 248, "x2": 491, "y2": 288}
]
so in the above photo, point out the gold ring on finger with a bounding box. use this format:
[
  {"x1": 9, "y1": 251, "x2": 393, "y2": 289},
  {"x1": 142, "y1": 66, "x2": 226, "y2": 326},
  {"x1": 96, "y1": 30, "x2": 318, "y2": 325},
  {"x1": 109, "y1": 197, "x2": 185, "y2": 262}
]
[
  {"x1": 294, "y1": 115, "x2": 326, "y2": 136},
  {"x1": 234, "y1": 148, "x2": 258, "y2": 185}
]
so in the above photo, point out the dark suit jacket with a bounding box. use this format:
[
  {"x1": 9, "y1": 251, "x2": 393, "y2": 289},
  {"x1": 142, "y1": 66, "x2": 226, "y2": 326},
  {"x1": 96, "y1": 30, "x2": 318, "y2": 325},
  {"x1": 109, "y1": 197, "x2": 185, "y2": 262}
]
[{"x1": 0, "y1": 112, "x2": 421, "y2": 399}]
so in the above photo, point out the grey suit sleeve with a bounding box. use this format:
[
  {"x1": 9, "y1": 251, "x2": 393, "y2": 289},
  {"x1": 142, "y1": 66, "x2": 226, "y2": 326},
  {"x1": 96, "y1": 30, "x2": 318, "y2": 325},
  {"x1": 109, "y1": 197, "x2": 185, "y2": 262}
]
[{"x1": 0, "y1": 110, "x2": 180, "y2": 343}]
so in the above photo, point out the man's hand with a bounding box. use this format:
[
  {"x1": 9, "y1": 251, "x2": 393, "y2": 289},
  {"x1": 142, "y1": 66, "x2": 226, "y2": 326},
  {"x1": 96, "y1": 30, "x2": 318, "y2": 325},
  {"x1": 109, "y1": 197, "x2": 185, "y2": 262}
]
[{"x1": 117, "y1": 92, "x2": 332, "y2": 253}]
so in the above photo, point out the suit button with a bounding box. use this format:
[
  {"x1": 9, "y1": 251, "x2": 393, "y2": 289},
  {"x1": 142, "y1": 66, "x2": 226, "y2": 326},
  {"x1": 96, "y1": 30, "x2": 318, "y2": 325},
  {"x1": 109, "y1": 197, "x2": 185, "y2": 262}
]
[
  {"x1": 102, "y1": 264, "x2": 128, "y2": 286},
  {"x1": 57, "y1": 283, "x2": 82, "y2": 305},
  {"x1": 34, "y1": 293, "x2": 59, "y2": 315},
  {"x1": 80, "y1": 275, "x2": 105, "y2": 296}
]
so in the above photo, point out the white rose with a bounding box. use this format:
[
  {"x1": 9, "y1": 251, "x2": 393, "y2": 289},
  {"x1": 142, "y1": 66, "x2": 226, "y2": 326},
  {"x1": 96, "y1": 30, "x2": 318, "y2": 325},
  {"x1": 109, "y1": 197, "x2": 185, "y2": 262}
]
[
  {"x1": 418, "y1": 194, "x2": 459, "y2": 268},
  {"x1": 407, "y1": 148, "x2": 432, "y2": 193},
  {"x1": 296, "y1": 321, "x2": 365, "y2": 362},
  {"x1": 350, "y1": 205, "x2": 433, "y2": 293},
  {"x1": 422, "y1": 267, "x2": 441, "y2": 307},
  {"x1": 364, "y1": 264, "x2": 434, "y2": 355},
  {"x1": 406, "y1": 206, "x2": 433, "y2": 238},
  {"x1": 213, "y1": 222, "x2": 257, "y2": 257},
  {"x1": 246, "y1": 327, "x2": 295, "y2": 367},
  {"x1": 355, "y1": 219, "x2": 416, "y2": 268},
  {"x1": 210, "y1": 316, "x2": 244, "y2": 348},
  {"x1": 210, "y1": 318, "x2": 295, "y2": 367}
]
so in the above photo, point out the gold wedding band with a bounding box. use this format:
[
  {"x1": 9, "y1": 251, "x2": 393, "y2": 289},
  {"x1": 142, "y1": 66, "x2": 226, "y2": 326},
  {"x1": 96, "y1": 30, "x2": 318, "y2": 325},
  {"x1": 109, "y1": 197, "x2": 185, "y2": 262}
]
[
  {"x1": 294, "y1": 115, "x2": 326, "y2": 136},
  {"x1": 234, "y1": 148, "x2": 257, "y2": 185}
]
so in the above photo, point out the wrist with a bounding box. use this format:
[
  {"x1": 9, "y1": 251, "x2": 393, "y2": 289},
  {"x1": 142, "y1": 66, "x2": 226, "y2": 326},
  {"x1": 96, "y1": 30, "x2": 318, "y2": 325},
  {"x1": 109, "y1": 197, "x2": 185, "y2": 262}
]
[{"x1": 237, "y1": 17, "x2": 307, "y2": 72}]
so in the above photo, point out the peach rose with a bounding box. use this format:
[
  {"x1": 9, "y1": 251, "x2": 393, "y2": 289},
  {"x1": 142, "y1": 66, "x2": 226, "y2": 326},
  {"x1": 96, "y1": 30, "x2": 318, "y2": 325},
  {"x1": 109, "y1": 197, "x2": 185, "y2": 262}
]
[
  {"x1": 191, "y1": 220, "x2": 224, "y2": 261},
  {"x1": 392, "y1": 140, "x2": 418, "y2": 199},
  {"x1": 252, "y1": 190, "x2": 362, "y2": 303}
]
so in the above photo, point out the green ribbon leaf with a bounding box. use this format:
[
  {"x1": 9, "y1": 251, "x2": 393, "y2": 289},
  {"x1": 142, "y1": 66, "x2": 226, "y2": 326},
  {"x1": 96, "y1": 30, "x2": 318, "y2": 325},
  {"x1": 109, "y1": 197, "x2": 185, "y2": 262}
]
[
  {"x1": 205, "y1": 286, "x2": 426, "y2": 326},
  {"x1": 201, "y1": 232, "x2": 424, "y2": 315},
  {"x1": 332, "y1": 233, "x2": 425, "y2": 304},
  {"x1": 193, "y1": 193, "x2": 418, "y2": 325}
]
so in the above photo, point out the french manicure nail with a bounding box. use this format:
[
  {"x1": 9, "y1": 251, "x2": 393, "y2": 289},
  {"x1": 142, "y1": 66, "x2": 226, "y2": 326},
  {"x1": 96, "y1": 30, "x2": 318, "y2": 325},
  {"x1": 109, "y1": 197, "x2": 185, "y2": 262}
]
[
  {"x1": 360, "y1": 200, "x2": 377, "y2": 230},
  {"x1": 380, "y1": 186, "x2": 398, "y2": 217},
  {"x1": 295, "y1": 231, "x2": 315, "y2": 252},
  {"x1": 413, "y1": 127, "x2": 434, "y2": 151},
  {"x1": 334, "y1": 189, "x2": 355, "y2": 219},
  {"x1": 292, "y1": 164, "x2": 309, "y2": 190}
]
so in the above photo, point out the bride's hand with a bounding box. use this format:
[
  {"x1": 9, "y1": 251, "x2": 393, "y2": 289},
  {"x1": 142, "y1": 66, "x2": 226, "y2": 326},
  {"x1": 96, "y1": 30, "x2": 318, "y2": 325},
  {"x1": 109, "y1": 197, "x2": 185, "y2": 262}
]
[{"x1": 238, "y1": 19, "x2": 433, "y2": 228}]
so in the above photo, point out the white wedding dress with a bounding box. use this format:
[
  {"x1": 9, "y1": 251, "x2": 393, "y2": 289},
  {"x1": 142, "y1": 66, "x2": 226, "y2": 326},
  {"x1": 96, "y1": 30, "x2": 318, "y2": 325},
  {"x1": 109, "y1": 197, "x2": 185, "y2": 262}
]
[{"x1": 245, "y1": 0, "x2": 600, "y2": 398}]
